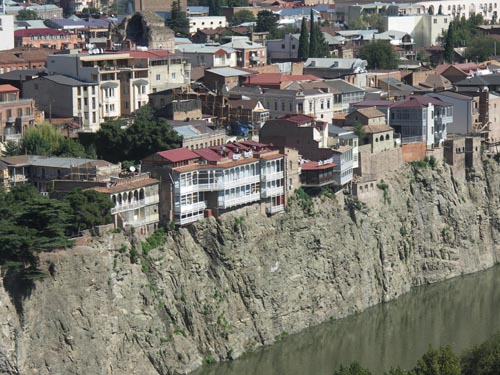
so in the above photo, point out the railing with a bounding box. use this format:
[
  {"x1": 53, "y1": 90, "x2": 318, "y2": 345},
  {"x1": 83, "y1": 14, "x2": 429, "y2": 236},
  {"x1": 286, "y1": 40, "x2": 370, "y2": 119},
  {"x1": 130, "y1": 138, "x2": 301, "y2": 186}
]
[
  {"x1": 176, "y1": 212, "x2": 205, "y2": 226},
  {"x1": 124, "y1": 215, "x2": 159, "y2": 228},
  {"x1": 177, "y1": 175, "x2": 261, "y2": 194},
  {"x1": 174, "y1": 201, "x2": 207, "y2": 214},
  {"x1": 261, "y1": 186, "x2": 284, "y2": 198},
  {"x1": 218, "y1": 192, "x2": 260, "y2": 209},
  {"x1": 111, "y1": 196, "x2": 160, "y2": 214},
  {"x1": 266, "y1": 205, "x2": 284, "y2": 215},
  {"x1": 261, "y1": 171, "x2": 284, "y2": 181},
  {"x1": 9, "y1": 175, "x2": 27, "y2": 183},
  {"x1": 401, "y1": 135, "x2": 425, "y2": 144}
]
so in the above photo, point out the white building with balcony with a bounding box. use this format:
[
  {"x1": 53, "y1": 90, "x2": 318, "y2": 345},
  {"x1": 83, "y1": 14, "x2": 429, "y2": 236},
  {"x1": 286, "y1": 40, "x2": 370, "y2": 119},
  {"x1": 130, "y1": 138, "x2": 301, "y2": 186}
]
[
  {"x1": 142, "y1": 141, "x2": 286, "y2": 226},
  {"x1": 91, "y1": 173, "x2": 160, "y2": 235}
]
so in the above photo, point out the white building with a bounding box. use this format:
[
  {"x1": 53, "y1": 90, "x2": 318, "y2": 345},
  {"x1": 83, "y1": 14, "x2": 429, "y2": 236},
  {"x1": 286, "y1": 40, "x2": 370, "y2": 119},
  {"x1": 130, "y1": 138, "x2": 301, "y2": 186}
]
[
  {"x1": 0, "y1": 15, "x2": 14, "y2": 51},
  {"x1": 266, "y1": 33, "x2": 300, "y2": 61},
  {"x1": 188, "y1": 16, "x2": 227, "y2": 34},
  {"x1": 385, "y1": 14, "x2": 449, "y2": 48},
  {"x1": 230, "y1": 86, "x2": 335, "y2": 123},
  {"x1": 175, "y1": 44, "x2": 237, "y2": 68}
]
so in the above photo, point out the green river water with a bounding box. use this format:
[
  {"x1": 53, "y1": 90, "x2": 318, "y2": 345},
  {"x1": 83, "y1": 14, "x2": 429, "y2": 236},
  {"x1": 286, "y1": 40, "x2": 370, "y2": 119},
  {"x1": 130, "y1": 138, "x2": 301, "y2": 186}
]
[{"x1": 194, "y1": 265, "x2": 500, "y2": 375}]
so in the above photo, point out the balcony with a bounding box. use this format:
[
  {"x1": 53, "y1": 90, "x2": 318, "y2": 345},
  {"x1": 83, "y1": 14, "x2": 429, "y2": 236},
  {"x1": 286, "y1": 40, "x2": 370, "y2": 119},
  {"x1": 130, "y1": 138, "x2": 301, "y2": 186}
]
[
  {"x1": 261, "y1": 186, "x2": 284, "y2": 198},
  {"x1": 111, "y1": 196, "x2": 160, "y2": 214},
  {"x1": 174, "y1": 201, "x2": 207, "y2": 214},
  {"x1": 217, "y1": 192, "x2": 260, "y2": 209},
  {"x1": 124, "y1": 215, "x2": 159, "y2": 228},
  {"x1": 266, "y1": 204, "x2": 284, "y2": 215},
  {"x1": 176, "y1": 211, "x2": 205, "y2": 226},
  {"x1": 261, "y1": 171, "x2": 284, "y2": 181},
  {"x1": 176, "y1": 175, "x2": 261, "y2": 194},
  {"x1": 9, "y1": 175, "x2": 27, "y2": 183}
]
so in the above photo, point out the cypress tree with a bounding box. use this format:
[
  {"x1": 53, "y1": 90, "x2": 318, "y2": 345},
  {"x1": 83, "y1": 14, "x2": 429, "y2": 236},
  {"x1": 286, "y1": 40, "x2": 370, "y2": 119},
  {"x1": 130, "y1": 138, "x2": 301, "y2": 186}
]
[
  {"x1": 309, "y1": 9, "x2": 318, "y2": 57},
  {"x1": 298, "y1": 17, "x2": 309, "y2": 60},
  {"x1": 444, "y1": 21, "x2": 456, "y2": 63}
]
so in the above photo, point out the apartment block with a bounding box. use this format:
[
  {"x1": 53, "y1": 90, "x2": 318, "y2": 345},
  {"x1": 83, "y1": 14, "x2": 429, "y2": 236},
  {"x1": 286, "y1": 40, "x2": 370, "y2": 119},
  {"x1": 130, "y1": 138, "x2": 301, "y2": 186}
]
[{"x1": 0, "y1": 84, "x2": 38, "y2": 143}]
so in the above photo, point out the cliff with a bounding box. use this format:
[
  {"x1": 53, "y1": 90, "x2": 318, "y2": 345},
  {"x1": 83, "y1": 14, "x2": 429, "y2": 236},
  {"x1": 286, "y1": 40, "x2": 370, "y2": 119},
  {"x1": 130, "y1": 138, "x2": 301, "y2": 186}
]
[{"x1": 1, "y1": 157, "x2": 500, "y2": 375}]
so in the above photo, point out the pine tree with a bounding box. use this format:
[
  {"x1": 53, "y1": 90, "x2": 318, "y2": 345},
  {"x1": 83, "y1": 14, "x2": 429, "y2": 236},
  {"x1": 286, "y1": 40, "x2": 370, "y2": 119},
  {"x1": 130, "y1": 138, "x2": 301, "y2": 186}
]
[
  {"x1": 444, "y1": 21, "x2": 456, "y2": 63},
  {"x1": 309, "y1": 9, "x2": 318, "y2": 57},
  {"x1": 167, "y1": 0, "x2": 189, "y2": 36},
  {"x1": 209, "y1": 0, "x2": 222, "y2": 16},
  {"x1": 298, "y1": 17, "x2": 309, "y2": 61}
]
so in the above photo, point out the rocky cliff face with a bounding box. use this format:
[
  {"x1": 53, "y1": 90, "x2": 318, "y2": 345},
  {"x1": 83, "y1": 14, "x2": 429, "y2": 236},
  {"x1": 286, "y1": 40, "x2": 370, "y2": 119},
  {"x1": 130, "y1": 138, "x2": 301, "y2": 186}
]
[{"x1": 1, "y1": 158, "x2": 500, "y2": 375}]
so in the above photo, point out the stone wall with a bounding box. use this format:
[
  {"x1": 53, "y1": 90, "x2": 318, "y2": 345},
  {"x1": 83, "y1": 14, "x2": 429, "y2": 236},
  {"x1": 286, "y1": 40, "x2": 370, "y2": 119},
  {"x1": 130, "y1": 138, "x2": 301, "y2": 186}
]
[{"x1": 358, "y1": 147, "x2": 404, "y2": 178}]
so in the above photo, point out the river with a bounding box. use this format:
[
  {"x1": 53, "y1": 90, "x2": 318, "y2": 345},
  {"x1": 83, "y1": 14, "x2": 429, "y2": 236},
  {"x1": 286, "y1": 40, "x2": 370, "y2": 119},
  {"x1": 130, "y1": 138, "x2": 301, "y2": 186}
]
[{"x1": 193, "y1": 265, "x2": 500, "y2": 375}]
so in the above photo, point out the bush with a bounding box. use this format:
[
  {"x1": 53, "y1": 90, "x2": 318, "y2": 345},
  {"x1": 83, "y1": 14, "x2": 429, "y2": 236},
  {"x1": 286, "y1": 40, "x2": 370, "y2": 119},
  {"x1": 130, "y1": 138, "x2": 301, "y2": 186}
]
[{"x1": 294, "y1": 187, "x2": 314, "y2": 214}]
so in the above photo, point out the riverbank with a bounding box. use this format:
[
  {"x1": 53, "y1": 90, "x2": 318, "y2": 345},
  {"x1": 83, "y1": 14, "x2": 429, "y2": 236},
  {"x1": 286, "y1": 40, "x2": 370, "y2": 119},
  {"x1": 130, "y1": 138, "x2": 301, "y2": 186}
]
[{"x1": 0, "y1": 158, "x2": 499, "y2": 374}]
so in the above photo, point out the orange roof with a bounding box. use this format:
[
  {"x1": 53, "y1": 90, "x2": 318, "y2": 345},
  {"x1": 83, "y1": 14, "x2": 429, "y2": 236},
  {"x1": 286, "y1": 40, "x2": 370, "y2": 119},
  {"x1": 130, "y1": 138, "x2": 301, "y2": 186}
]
[
  {"x1": 301, "y1": 161, "x2": 336, "y2": 171},
  {"x1": 0, "y1": 84, "x2": 19, "y2": 93}
]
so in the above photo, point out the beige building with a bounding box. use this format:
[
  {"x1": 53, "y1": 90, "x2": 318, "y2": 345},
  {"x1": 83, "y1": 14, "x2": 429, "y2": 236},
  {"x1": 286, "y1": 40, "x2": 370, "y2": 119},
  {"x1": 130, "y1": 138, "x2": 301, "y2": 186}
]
[
  {"x1": 0, "y1": 84, "x2": 38, "y2": 143},
  {"x1": 345, "y1": 107, "x2": 387, "y2": 127},
  {"x1": 23, "y1": 75, "x2": 100, "y2": 132},
  {"x1": 47, "y1": 51, "x2": 150, "y2": 122}
]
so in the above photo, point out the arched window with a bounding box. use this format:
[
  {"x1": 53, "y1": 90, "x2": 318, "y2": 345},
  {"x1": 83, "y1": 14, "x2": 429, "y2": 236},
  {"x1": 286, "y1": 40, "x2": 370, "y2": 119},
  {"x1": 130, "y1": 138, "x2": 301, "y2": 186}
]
[
  {"x1": 139, "y1": 188, "x2": 145, "y2": 200},
  {"x1": 386, "y1": 134, "x2": 390, "y2": 140}
]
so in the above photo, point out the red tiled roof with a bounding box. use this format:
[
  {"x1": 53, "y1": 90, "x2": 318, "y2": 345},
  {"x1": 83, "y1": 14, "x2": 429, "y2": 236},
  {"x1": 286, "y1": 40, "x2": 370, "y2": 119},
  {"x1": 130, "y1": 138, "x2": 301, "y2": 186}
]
[
  {"x1": 15, "y1": 28, "x2": 74, "y2": 37},
  {"x1": 277, "y1": 113, "x2": 315, "y2": 125},
  {"x1": 157, "y1": 148, "x2": 199, "y2": 163},
  {"x1": 301, "y1": 161, "x2": 336, "y2": 171},
  {"x1": 193, "y1": 147, "x2": 224, "y2": 162},
  {"x1": 390, "y1": 95, "x2": 452, "y2": 109},
  {"x1": 0, "y1": 84, "x2": 19, "y2": 93}
]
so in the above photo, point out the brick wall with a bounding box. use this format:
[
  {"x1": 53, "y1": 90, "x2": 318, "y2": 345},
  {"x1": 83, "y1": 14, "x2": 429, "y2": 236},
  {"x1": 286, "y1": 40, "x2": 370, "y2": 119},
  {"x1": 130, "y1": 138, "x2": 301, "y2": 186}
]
[{"x1": 401, "y1": 141, "x2": 426, "y2": 162}]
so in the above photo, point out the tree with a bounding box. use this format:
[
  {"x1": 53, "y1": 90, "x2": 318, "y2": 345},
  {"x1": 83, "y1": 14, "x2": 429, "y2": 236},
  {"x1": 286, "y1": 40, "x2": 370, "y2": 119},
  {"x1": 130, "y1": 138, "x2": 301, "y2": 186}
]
[
  {"x1": 256, "y1": 10, "x2": 278, "y2": 35},
  {"x1": 349, "y1": 14, "x2": 384, "y2": 31},
  {"x1": 167, "y1": 0, "x2": 189, "y2": 36},
  {"x1": 309, "y1": 9, "x2": 318, "y2": 57},
  {"x1": 22, "y1": 122, "x2": 88, "y2": 158},
  {"x1": 359, "y1": 40, "x2": 399, "y2": 69},
  {"x1": 232, "y1": 10, "x2": 256, "y2": 26},
  {"x1": 461, "y1": 333, "x2": 500, "y2": 375},
  {"x1": 333, "y1": 362, "x2": 373, "y2": 375},
  {"x1": 298, "y1": 17, "x2": 309, "y2": 61},
  {"x1": 464, "y1": 36, "x2": 496, "y2": 62},
  {"x1": 16, "y1": 9, "x2": 40, "y2": 21},
  {"x1": 65, "y1": 189, "x2": 113, "y2": 234},
  {"x1": 443, "y1": 21, "x2": 456, "y2": 63},
  {"x1": 0, "y1": 185, "x2": 71, "y2": 308},
  {"x1": 209, "y1": 0, "x2": 222, "y2": 16},
  {"x1": 94, "y1": 105, "x2": 182, "y2": 163},
  {"x1": 1, "y1": 141, "x2": 21, "y2": 156},
  {"x1": 413, "y1": 346, "x2": 461, "y2": 375}
]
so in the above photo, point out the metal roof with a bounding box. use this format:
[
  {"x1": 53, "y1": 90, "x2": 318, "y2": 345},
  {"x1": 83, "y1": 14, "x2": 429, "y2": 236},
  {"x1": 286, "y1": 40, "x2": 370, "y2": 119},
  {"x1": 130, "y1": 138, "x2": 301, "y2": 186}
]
[{"x1": 206, "y1": 67, "x2": 253, "y2": 77}]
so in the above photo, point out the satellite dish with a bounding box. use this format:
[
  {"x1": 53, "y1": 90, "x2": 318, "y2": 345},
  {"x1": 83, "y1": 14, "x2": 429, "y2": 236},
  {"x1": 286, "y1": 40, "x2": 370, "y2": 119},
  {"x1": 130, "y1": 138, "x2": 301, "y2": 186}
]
[{"x1": 129, "y1": 166, "x2": 136, "y2": 172}]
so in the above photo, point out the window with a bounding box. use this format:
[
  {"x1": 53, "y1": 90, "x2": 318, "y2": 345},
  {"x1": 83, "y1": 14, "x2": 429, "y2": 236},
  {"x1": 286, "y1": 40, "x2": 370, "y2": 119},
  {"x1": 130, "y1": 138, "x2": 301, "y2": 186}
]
[
  {"x1": 92, "y1": 112, "x2": 96, "y2": 123},
  {"x1": 171, "y1": 73, "x2": 176, "y2": 79},
  {"x1": 433, "y1": 19, "x2": 437, "y2": 23},
  {"x1": 110, "y1": 104, "x2": 115, "y2": 112},
  {"x1": 25, "y1": 107, "x2": 30, "y2": 116},
  {"x1": 156, "y1": 74, "x2": 160, "y2": 80},
  {"x1": 281, "y1": 44, "x2": 285, "y2": 49},
  {"x1": 444, "y1": 18, "x2": 448, "y2": 23},
  {"x1": 17, "y1": 108, "x2": 22, "y2": 117},
  {"x1": 34, "y1": 83, "x2": 39, "y2": 90}
]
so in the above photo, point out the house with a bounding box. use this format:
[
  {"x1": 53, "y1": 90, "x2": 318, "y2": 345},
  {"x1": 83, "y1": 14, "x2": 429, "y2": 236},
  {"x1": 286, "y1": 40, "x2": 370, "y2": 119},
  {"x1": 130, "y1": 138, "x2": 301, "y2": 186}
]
[
  {"x1": 175, "y1": 44, "x2": 237, "y2": 68},
  {"x1": 142, "y1": 141, "x2": 287, "y2": 225},
  {"x1": 266, "y1": 33, "x2": 301, "y2": 62},
  {"x1": 350, "y1": 99, "x2": 393, "y2": 120},
  {"x1": 221, "y1": 37, "x2": 267, "y2": 68},
  {"x1": 23, "y1": 75, "x2": 99, "y2": 132},
  {"x1": 203, "y1": 67, "x2": 253, "y2": 92},
  {"x1": 229, "y1": 85, "x2": 335, "y2": 122},
  {"x1": 260, "y1": 114, "x2": 354, "y2": 187},
  {"x1": 329, "y1": 125, "x2": 359, "y2": 169},
  {"x1": 435, "y1": 63, "x2": 485, "y2": 84},
  {"x1": 169, "y1": 120, "x2": 226, "y2": 150},
  {"x1": 454, "y1": 74, "x2": 500, "y2": 93},
  {"x1": 345, "y1": 107, "x2": 387, "y2": 127},
  {"x1": 390, "y1": 95, "x2": 453, "y2": 147},
  {"x1": 188, "y1": 16, "x2": 228, "y2": 34},
  {"x1": 323, "y1": 79, "x2": 366, "y2": 114},
  {"x1": 0, "y1": 48, "x2": 51, "y2": 73},
  {"x1": 0, "y1": 84, "x2": 39, "y2": 143},
  {"x1": 192, "y1": 27, "x2": 228, "y2": 44},
  {"x1": 89, "y1": 173, "x2": 160, "y2": 235},
  {"x1": 377, "y1": 77, "x2": 416, "y2": 99},
  {"x1": 227, "y1": 98, "x2": 269, "y2": 132},
  {"x1": 128, "y1": 50, "x2": 191, "y2": 93},
  {"x1": 187, "y1": 6, "x2": 210, "y2": 17},
  {"x1": 303, "y1": 58, "x2": 368, "y2": 80},
  {"x1": 0, "y1": 154, "x2": 121, "y2": 192},
  {"x1": 14, "y1": 28, "x2": 84, "y2": 50}
]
